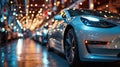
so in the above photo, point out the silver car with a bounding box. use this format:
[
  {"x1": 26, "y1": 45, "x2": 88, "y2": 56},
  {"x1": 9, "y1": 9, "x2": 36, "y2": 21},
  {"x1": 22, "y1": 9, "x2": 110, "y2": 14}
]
[{"x1": 47, "y1": 8, "x2": 120, "y2": 66}]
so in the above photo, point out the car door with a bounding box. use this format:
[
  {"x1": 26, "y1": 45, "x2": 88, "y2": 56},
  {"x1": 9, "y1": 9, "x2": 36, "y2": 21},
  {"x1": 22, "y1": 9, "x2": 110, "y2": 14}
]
[
  {"x1": 50, "y1": 11, "x2": 68, "y2": 52},
  {"x1": 52, "y1": 20, "x2": 67, "y2": 52}
]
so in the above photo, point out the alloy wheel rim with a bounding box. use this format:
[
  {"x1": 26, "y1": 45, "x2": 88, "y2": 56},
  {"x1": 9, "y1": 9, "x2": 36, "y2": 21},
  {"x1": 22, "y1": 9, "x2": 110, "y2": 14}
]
[{"x1": 65, "y1": 30, "x2": 76, "y2": 64}]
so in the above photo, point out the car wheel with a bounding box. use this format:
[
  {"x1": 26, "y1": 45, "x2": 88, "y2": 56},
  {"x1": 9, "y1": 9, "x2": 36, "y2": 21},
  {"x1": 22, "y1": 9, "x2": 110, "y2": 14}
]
[{"x1": 64, "y1": 28, "x2": 80, "y2": 66}]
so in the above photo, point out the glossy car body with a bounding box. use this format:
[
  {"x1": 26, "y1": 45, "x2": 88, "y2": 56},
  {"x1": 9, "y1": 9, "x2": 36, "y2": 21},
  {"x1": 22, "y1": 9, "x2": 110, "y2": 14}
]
[
  {"x1": 32, "y1": 28, "x2": 43, "y2": 43},
  {"x1": 47, "y1": 8, "x2": 120, "y2": 65}
]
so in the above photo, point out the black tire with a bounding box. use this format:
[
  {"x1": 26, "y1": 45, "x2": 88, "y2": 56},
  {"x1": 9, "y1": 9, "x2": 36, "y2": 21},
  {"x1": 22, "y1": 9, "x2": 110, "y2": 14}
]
[{"x1": 64, "y1": 28, "x2": 81, "y2": 67}]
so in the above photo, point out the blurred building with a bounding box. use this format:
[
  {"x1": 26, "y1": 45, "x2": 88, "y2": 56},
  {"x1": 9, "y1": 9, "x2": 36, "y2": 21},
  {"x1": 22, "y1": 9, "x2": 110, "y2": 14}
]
[
  {"x1": 5, "y1": 0, "x2": 119, "y2": 31},
  {"x1": 0, "y1": 0, "x2": 23, "y2": 33},
  {"x1": 20, "y1": 0, "x2": 80, "y2": 31},
  {"x1": 96, "y1": 0, "x2": 120, "y2": 13}
]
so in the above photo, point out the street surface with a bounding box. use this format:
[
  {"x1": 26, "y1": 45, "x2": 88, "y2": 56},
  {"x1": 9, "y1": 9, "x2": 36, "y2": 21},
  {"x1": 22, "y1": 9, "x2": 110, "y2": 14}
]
[
  {"x1": 0, "y1": 38, "x2": 120, "y2": 67},
  {"x1": 0, "y1": 38, "x2": 69, "y2": 67}
]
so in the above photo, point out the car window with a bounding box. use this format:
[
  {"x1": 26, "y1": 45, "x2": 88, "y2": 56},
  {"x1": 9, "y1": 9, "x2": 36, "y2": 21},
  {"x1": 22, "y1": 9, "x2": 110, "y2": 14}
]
[
  {"x1": 67, "y1": 9, "x2": 120, "y2": 19},
  {"x1": 68, "y1": 9, "x2": 83, "y2": 17}
]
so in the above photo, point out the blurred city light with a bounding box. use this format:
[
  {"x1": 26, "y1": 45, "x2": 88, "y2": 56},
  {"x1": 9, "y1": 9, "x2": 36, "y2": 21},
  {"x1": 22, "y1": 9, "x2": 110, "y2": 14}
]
[{"x1": 1, "y1": 0, "x2": 120, "y2": 32}]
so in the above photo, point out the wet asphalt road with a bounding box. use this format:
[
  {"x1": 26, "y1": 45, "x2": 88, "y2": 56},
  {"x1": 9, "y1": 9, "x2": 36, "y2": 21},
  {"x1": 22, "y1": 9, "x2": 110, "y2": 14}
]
[
  {"x1": 0, "y1": 38, "x2": 69, "y2": 67},
  {"x1": 1, "y1": 38, "x2": 120, "y2": 67}
]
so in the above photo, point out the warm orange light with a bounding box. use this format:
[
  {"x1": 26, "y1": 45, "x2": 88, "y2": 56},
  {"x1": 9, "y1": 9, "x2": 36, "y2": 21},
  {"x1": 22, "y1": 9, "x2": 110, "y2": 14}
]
[
  {"x1": 106, "y1": 5, "x2": 108, "y2": 7},
  {"x1": 19, "y1": 6, "x2": 21, "y2": 9},
  {"x1": 57, "y1": 1, "x2": 60, "y2": 6},
  {"x1": 42, "y1": 4, "x2": 45, "y2": 7},
  {"x1": 11, "y1": 23, "x2": 14, "y2": 26},
  {"x1": 27, "y1": 5, "x2": 29, "y2": 8},
  {"x1": 31, "y1": 4, "x2": 33, "y2": 6},
  {"x1": 35, "y1": 4, "x2": 38, "y2": 7},
  {"x1": 80, "y1": 2, "x2": 82, "y2": 5},
  {"x1": 33, "y1": 11, "x2": 35, "y2": 13},
  {"x1": 54, "y1": 3, "x2": 56, "y2": 6},
  {"x1": 97, "y1": 2, "x2": 100, "y2": 5},
  {"x1": 64, "y1": 0, "x2": 67, "y2": 2},
  {"x1": 10, "y1": 1, "x2": 13, "y2": 4},
  {"x1": 4, "y1": 16, "x2": 7, "y2": 20},
  {"x1": 106, "y1": 42, "x2": 110, "y2": 48},
  {"x1": 107, "y1": 42, "x2": 110, "y2": 45},
  {"x1": 29, "y1": 11, "x2": 31, "y2": 13},
  {"x1": 85, "y1": 40, "x2": 88, "y2": 44},
  {"x1": 31, "y1": 14, "x2": 34, "y2": 17},
  {"x1": 52, "y1": 19, "x2": 54, "y2": 22},
  {"x1": 20, "y1": 14, "x2": 23, "y2": 17},
  {"x1": 20, "y1": 10, "x2": 22, "y2": 13}
]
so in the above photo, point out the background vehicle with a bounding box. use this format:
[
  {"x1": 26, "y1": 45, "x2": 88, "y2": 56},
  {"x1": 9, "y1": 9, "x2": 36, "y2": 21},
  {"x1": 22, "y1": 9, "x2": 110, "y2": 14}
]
[
  {"x1": 23, "y1": 29, "x2": 32, "y2": 38},
  {"x1": 32, "y1": 28, "x2": 43, "y2": 43},
  {"x1": 32, "y1": 26, "x2": 48, "y2": 45},
  {"x1": 47, "y1": 8, "x2": 120, "y2": 66}
]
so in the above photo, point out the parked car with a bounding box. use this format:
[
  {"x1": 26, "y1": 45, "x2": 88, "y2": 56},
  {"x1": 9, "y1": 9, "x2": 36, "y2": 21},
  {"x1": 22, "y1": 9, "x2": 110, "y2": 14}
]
[
  {"x1": 41, "y1": 26, "x2": 48, "y2": 45},
  {"x1": 32, "y1": 27, "x2": 48, "y2": 45},
  {"x1": 23, "y1": 29, "x2": 32, "y2": 38},
  {"x1": 47, "y1": 8, "x2": 120, "y2": 66},
  {"x1": 32, "y1": 28, "x2": 43, "y2": 43}
]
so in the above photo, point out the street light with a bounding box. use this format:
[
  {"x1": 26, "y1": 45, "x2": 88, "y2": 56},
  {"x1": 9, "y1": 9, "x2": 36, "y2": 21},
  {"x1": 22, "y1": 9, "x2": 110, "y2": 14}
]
[
  {"x1": 29, "y1": 11, "x2": 31, "y2": 13},
  {"x1": 20, "y1": 10, "x2": 22, "y2": 13},
  {"x1": 30, "y1": 4, "x2": 33, "y2": 7},
  {"x1": 33, "y1": 11, "x2": 35, "y2": 13},
  {"x1": 42, "y1": 4, "x2": 45, "y2": 7},
  {"x1": 4, "y1": 16, "x2": 7, "y2": 20},
  {"x1": 14, "y1": 8, "x2": 16, "y2": 11},
  {"x1": 35, "y1": 4, "x2": 38, "y2": 7},
  {"x1": 10, "y1": 1, "x2": 13, "y2": 4},
  {"x1": 80, "y1": 2, "x2": 82, "y2": 5},
  {"x1": 19, "y1": 6, "x2": 21, "y2": 9}
]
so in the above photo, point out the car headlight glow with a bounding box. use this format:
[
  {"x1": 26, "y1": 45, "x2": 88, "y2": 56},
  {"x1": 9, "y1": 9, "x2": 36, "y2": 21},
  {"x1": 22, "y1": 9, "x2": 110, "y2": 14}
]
[
  {"x1": 82, "y1": 16, "x2": 100, "y2": 22},
  {"x1": 36, "y1": 31, "x2": 42, "y2": 36},
  {"x1": 1, "y1": 28, "x2": 5, "y2": 32},
  {"x1": 81, "y1": 16, "x2": 117, "y2": 28},
  {"x1": 18, "y1": 33, "x2": 23, "y2": 37}
]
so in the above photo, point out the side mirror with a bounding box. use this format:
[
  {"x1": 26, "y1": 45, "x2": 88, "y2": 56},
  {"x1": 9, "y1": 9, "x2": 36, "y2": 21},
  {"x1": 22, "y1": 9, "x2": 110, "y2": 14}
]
[{"x1": 54, "y1": 15, "x2": 64, "y2": 20}]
